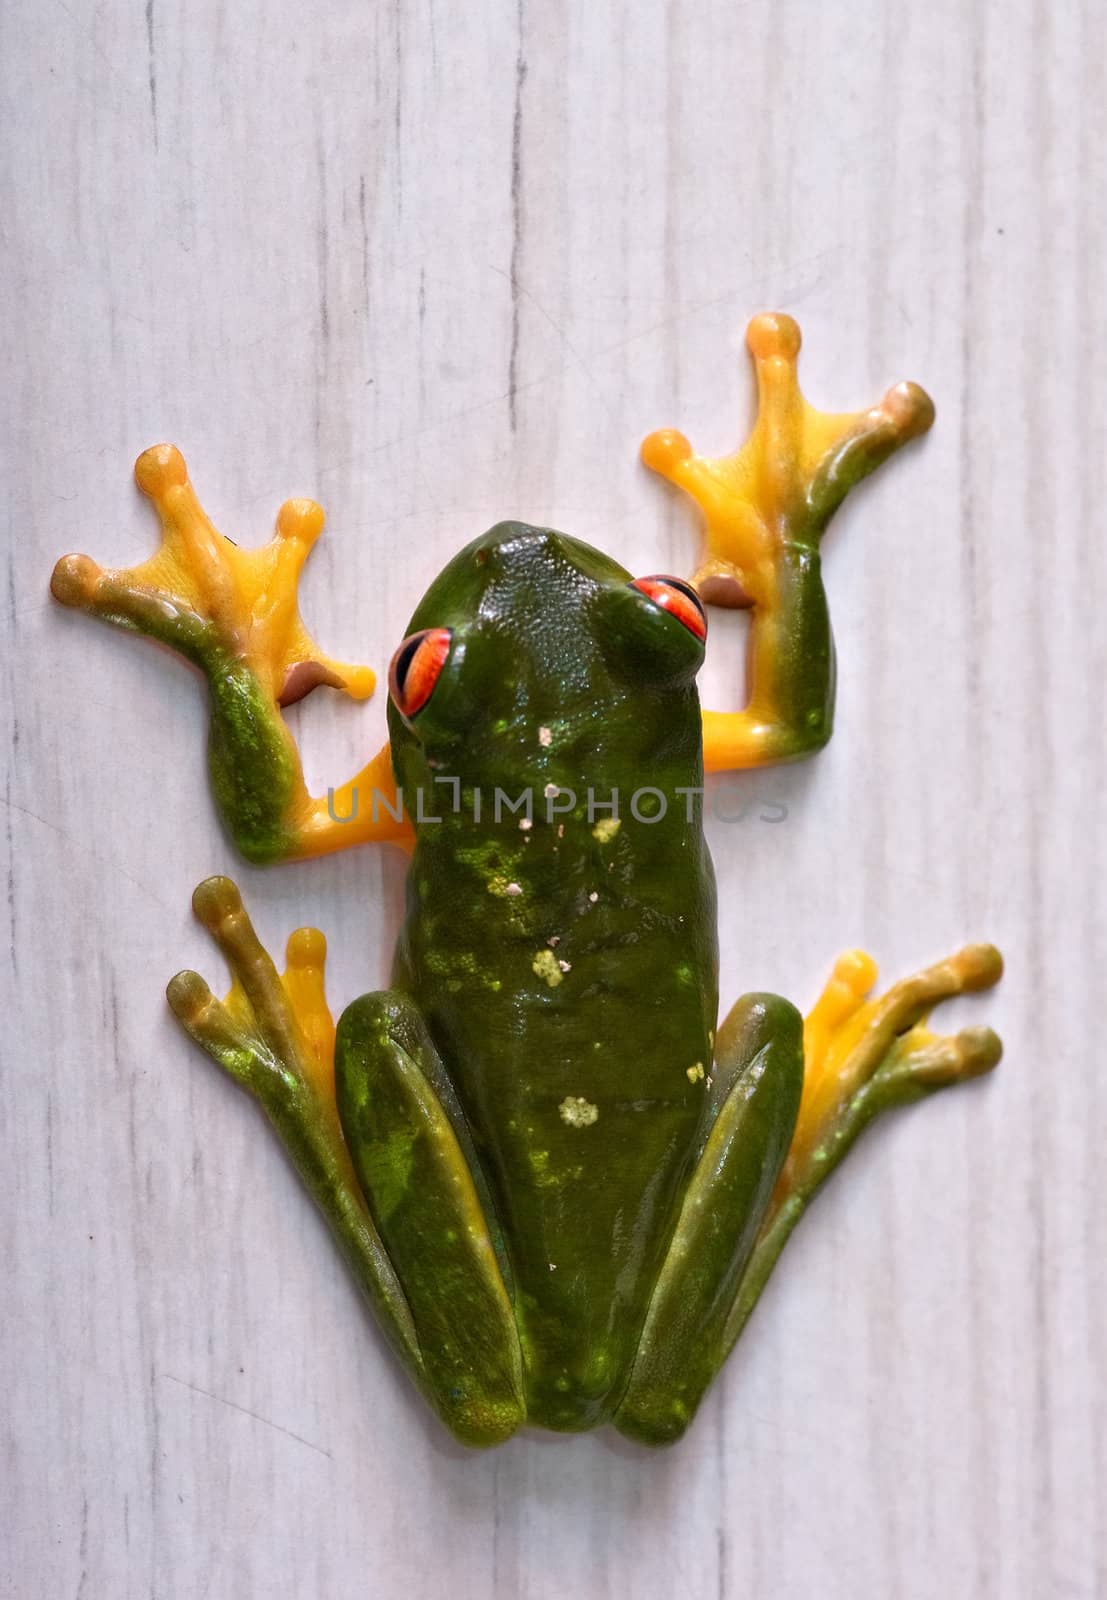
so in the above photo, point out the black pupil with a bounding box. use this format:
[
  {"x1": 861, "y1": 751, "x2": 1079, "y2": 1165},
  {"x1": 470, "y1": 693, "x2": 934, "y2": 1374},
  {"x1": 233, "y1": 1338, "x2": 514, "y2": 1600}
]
[
  {"x1": 661, "y1": 575, "x2": 704, "y2": 615},
  {"x1": 640, "y1": 574, "x2": 705, "y2": 623},
  {"x1": 393, "y1": 632, "x2": 424, "y2": 697}
]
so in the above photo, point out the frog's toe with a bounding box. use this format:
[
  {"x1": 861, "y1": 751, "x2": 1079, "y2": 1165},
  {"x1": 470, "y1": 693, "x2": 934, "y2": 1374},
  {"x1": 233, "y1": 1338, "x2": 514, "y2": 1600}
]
[
  {"x1": 639, "y1": 427, "x2": 693, "y2": 477},
  {"x1": 885, "y1": 1020, "x2": 1003, "y2": 1091},
  {"x1": 167, "y1": 969, "x2": 257, "y2": 1085},
  {"x1": 49, "y1": 552, "x2": 102, "y2": 608},
  {"x1": 134, "y1": 442, "x2": 189, "y2": 496},
  {"x1": 50, "y1": 546, "x2": 218, "y2": 659}
]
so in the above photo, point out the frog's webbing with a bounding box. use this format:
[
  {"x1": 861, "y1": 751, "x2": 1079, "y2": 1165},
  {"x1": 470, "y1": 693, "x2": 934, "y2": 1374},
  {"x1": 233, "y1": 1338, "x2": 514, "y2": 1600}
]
[
  {"x1": 642, "y1": 312, "x2": 935, "y2": 769},
  {"x1": 51, "y1": 446, "x2": 411, "y2": 860},
  {"x1": 724, "y1": 941, "x2": 1004, "y2": 1350},
  {"x1": 610, "y1": 945, "x2": 1001, "y2": 1445},
  {"x1": 166, "y1": 877, "x2": 428, "y2": 1396}
]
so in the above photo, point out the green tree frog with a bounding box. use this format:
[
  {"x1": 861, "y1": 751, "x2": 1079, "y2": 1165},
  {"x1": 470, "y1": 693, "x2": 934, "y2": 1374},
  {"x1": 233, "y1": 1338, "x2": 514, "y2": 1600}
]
[{"x1": 50, "y1": 314, "x2": 1002, "y2": 1447}]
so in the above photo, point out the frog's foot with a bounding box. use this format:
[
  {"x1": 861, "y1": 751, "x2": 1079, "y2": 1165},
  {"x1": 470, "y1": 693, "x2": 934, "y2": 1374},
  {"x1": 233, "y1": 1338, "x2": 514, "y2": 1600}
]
[
  {"x1": 641, "y1": 313, "x2": 934, "y2": 608},
  {"x1": 166, "y1": 875, "x2": 340, "y2": 1107},
  {"x1": 785, "y1": 942, "x2": 1003, "y2": 1192},
  {"x1": 51, "y1": 445, "x2": 375, "y2": 706},
  {"x1": 166, "y1": 876, "x2": 426, "y2": 1384},
  {"x1": 169, "y1": 876, "x2": 524, "y2": 1447},
  {"x1": 52, "y1": 448, "x2": 409, "y2": 861},
  {"x1": 723, "y1": 942, "x2": 1003, "y2": 1347},
  {"x1": 643, "y1": 316, "x2": 935, "y2": 770}
]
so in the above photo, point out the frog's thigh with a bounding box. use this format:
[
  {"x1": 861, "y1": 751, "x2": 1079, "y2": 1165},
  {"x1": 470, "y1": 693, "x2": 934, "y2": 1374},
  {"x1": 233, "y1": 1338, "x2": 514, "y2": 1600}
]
[
  {"x1": 335, "y1": 993, "x2": 525, "y2": 1447},
  {"x1": 613, "y1": 993, "x2": 803, "y2": 1446}
]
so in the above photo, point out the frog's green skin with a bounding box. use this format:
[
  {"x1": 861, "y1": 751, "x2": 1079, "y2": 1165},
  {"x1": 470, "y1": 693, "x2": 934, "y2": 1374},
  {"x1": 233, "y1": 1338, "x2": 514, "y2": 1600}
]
[
  {"x1": 50, "y1": 316, "x2": 1004, "y2": 1448},
  {"x1": 362, "y1": 522, "x2": 791, "y2": 1435}
]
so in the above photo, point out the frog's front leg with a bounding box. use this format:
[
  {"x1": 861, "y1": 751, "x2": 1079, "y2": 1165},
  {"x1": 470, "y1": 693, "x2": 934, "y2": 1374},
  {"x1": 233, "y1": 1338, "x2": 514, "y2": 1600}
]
[
  {"x1": 643, "y1": 314, "x2": 934, "y2": 769},
  {"x1": 51, "y1": 446, "x2": 411, "y2": 861},
  {"x1": 614, "y1": 993, "x2": 805, "y2": 1445},
  {"x1": 168, "y1": 876, "x2": 524, "y2": 1447}
]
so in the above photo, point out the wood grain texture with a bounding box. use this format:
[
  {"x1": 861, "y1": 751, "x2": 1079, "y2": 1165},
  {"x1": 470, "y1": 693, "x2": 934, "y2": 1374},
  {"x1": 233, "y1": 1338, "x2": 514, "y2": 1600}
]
[{"x1": 2, "y1": 2, "x2": 1104, "y2": 1595}]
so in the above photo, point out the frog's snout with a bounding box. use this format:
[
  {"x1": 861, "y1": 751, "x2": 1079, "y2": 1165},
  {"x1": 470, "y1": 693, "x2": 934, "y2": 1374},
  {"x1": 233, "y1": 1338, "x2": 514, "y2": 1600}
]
[
  {"x1": 472, "y1": 521, "x2": 613, "y2": 590},
  {"x1": 474, "y1": 520, "x2": 563, "y2": 562}
]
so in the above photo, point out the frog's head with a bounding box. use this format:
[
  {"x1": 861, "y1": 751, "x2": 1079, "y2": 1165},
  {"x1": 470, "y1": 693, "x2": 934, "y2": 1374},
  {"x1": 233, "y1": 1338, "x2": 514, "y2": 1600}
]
[{"x1": 385, "y1": 521, "x2": 706, "y2": 788}]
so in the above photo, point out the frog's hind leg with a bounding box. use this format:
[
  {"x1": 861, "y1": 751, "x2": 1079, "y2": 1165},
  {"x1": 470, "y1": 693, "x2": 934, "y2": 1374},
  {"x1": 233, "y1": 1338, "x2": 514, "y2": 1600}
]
[
  {"x1": 613, "y1": 945, "x2": 1002, "y2": 1446},
  {"x1": 166, "y1": 876, "x2": 428, "y2": 1392},
  {"x1": 335, "y1": 994, "x2": 526, "y2": 1447},
  {"x1": 723, "y1": 943, "x2": 1004, "y2": 1349},
  {"x1": 613, "y1": 993, "x2": 804, "y2": 1446},
  {"x1": 169, "y1": 878, "x2": 523, "y2": 1446}
]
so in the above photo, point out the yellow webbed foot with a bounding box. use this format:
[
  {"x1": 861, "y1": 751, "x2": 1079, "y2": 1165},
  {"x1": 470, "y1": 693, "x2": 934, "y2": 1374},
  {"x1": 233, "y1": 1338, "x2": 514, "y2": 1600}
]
[
  {"x1": 52, "y1": 445, "x2": 375, "y2": 708},
  {"x1": 51, "y1": 447, "x2": 411, "y2": 861},
  {"x1": 724, "y1": 941, "x2": 1003, "y2": 1352},
  {"x1": 641, "y1": 315, "x2": 936, "y2": 772},
  {"x1": 641, "y1": 313, "x2": 935, "y2": 609},
  {"x1": 166, "y1": 876, "x2": 425, "y2": 1378},
  {"x1": 168, "y1": 876, "x2": 338, "y2": 1107},
  {"x1": 782, "y1": 942, "x2": 1003, "y2": 1196}
]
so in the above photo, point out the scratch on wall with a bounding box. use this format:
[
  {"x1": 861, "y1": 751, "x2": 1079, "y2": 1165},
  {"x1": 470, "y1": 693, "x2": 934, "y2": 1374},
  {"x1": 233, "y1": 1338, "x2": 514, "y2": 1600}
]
[{"x1": 508, "y1": 0, "x2": 528, "y2": 432}]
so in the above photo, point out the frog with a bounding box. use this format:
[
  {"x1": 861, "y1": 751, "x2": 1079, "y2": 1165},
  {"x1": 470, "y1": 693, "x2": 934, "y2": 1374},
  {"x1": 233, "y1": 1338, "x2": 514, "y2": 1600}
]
[{"x1": 50, "y1": 313, "x2": 1002, "y2": 1447}]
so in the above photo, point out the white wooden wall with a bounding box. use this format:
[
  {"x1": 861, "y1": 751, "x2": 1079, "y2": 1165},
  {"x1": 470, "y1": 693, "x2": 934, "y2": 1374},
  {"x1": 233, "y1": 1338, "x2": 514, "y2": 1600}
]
[{"x1": 3, "y1": 2, "x2": 1104, "y2": 1595}]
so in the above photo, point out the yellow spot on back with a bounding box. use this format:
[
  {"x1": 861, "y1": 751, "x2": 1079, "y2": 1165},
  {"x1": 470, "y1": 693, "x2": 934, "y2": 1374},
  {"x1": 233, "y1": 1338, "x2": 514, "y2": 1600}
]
[
  {"x1": 592, "y1": 817, "x2": 621, "y2": 844},
  {"x1": 686, "y1": 1062, "x2": 705, "y2": 1083},
  {"x1": 529, "y1": 1149, "x2": 562, "y2": 1188},
  {"x1": 532, "y1": 949, "x2": 564, "y2": 987},
  {"x1": 559, "y1": 1095, "x2": 599, "y2": 1128}
]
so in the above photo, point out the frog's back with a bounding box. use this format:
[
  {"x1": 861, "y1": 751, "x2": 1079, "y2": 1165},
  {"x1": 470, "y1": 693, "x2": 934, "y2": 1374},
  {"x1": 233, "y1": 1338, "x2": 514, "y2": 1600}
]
[{"x1": 390, "y1": 522, "x2": 717, "y2": 1429}]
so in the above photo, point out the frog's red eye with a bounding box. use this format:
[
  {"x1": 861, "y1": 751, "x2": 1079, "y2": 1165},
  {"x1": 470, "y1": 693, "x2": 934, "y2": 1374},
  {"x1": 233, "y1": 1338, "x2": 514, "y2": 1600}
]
[
  {"x1": 389, "y1": 628, "x2": 452, "y2": 718},
  {"x1": 630, "y1": 575, "x2": 707, "y2": 642}
]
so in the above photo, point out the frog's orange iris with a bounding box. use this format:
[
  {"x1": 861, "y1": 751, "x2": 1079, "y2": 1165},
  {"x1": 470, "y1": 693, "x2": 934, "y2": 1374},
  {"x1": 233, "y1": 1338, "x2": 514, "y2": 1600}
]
[
  {"x1": 631, "y1": 576, "x2": 708, "y2": 641},
  {"x1": 389, "y1": 627, "x2": 453, "y2": 718}
]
